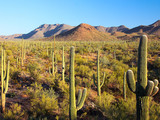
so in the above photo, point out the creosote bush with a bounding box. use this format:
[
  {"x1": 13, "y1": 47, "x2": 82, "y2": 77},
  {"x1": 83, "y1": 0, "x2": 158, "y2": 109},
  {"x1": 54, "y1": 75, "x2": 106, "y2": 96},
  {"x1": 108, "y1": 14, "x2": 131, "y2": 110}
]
[
  {"x1": 27, "y1": 82, "x2": 58, "y2": 117},
  {"x1": 3, "y1": 103, "x2": 25, "y2": 120}
]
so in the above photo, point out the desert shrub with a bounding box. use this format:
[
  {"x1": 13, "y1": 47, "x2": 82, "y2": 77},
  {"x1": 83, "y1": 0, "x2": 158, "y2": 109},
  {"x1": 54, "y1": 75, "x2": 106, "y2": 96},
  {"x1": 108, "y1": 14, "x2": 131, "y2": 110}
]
[
  {"x1": 107, "y1": 97, "x2": 136, "y2": 120},
  {"x1": 59, "y1": 97, "x2": 69, "y2": 118},
  {"x1": 96, "y1": 91, "x2": 115, "y2": 112},
  {"x1": 3, "y1": 103, "x2": 25, "y2": 120},
  {"x1": 150, "y1": 99, "x2": 160, "y2": 120},
  {"x1": 27, "y1": 62, "x2": 40, "y2": 80},
  {"x1": 10, "y1": 69, "x2": 21, "y2": 80},
  {"x1": 27, "y1": 82, "x2": 59, "y2": 117},
  {"x1": 100, "y1": 56, "x2": 110, "y2": 67},
  {"x1": 75, "y1": 64, "x2": 92, "y2": 78}
]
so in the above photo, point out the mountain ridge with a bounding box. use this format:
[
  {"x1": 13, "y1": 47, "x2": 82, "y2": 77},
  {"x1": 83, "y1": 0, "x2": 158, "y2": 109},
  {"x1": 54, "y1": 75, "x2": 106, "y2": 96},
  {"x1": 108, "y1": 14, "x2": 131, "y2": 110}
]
[{"x1": 0, "y1": 20, "x2": 160, "y2": 40}]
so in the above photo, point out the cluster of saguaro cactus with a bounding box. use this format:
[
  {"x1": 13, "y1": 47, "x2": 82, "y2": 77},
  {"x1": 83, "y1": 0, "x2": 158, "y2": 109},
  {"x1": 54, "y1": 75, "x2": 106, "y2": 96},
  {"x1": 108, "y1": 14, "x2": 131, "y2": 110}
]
[
  {"x1": 126, "y1": 35, "x2": 159, "y2": 120},
  {"x1": 1, "y1": 48, "x2": 10, "y2": 113},
  {"x1": 93, "y1": 50, "x2": 105, "y2": 96},
  {"x1": 69, "y1": 46, "x2": 87, "y2": 120},
  {"x1": 62, "y1": 46, "x2": 65, "y2": 82}
]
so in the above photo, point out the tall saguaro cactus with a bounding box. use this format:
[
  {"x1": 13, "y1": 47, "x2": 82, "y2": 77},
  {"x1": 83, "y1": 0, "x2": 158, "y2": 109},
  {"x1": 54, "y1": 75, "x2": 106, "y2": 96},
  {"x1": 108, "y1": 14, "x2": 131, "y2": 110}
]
[
  {"x1": 49, "y1": 52, "x2": 56, "y2": 76},
  {"x1": 69, "y1": 46, "x2": 87, "y2": 120},
  {"x1": 1, "y1": 49, "x2": 10, "y2": 113},
  {"x1": 21, "y1": 38, "x2": 24, "y2": 66},
  {"x1": 123, "y1": 72, "x2": 126, "y2": 100},
  {"x1": 93, "y1": 50, "x2": 105, "y2": 96},
  {"x1": 62, "y1": 46, "x2": 65, "y2": 82},
  {"x1": 126, "y1": 35, "x2": 159, "y2": 120}
]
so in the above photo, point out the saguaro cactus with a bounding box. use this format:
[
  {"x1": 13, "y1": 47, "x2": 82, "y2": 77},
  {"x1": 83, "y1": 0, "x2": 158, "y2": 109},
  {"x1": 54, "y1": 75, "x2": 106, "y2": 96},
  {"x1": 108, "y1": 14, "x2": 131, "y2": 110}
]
[
  {"x1": 123, "y1": 72, "x2": 126, "y2": 100},
  {"x1": 126, "y1": 35, "x2": 159, "y2": 120},
  {"x1": 69, "y1": 46, "x2": 87, "y2": 120},
  {"x1": 49, "y1": 52, "x2": 56, "y2": 76},
  {"x1": 93, "y1": 50, "x2": 105, "y2": 96},
  {"x1": 62, "y1": 46, "x2": 65, "y2": 82},
  {"x1": 1, "y1": 49, "x2": 10, "y2": 113},
  {"x1": 21, "y1": 38, "x2": 24, "y2": 66}
]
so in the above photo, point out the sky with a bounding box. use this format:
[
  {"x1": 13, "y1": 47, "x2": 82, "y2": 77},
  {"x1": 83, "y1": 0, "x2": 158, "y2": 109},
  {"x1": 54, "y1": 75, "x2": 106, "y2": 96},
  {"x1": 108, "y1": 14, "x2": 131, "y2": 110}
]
[{"x1": 0, "y1": 0, "x2": 160, "y2": 35}]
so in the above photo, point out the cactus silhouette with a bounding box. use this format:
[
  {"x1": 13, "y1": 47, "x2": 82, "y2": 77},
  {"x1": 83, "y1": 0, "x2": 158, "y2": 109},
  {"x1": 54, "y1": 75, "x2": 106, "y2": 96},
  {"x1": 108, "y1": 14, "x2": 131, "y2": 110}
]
[
  {"x1": 126, "y1": 35, "x2": 159, "y2": 120},
  {"x1": 69, "y1": 46, "x2": 87, "y2": 120},
  {"x1": 93, "y1": 50, "x2": 105, "y2": 96},
  {"x1": 1, "y1": 48, "x2": 10, "y2": 113}
]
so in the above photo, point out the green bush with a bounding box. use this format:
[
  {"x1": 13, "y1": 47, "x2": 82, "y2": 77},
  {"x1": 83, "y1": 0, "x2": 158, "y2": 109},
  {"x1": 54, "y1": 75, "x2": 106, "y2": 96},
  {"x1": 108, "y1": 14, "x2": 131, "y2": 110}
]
[
  {"x1": 3, "y1": 103, "x2": 25, "y2": 120},
  {"x1": 27, "y1": 82, "x2": 59, "y2": 117},
  {"x1": 27, "y1": 62, "x2": 40, "y2": 80}
]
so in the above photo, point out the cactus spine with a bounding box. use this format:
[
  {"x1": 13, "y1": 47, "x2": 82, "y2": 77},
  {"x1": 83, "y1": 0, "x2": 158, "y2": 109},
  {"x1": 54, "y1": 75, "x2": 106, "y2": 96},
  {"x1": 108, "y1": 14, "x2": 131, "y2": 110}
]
[
  {"x1": 126, "y1": 35, "x2": 159, "y2": 120},
  {"x1": 69, "y1": 46, "x2": 87, "y2": 120},
  {"x1": 93, "y1": 50, "x2": 105, "y2": 96},
  {"x1": 123, "y1": 72, "x2": 126, "y2": 100},
  {"x1": 62, "y1": 46, "x2": 65, "y2": 82},
  {"x1": 1, "y1": 48, "x2": 10, "y2": 113}
]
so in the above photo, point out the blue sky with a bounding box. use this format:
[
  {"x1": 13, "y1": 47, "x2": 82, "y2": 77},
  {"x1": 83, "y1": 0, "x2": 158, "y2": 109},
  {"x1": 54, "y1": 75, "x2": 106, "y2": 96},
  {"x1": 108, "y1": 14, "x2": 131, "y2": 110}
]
[{"x1": 0, "y1": 0, "x2": 160, "y2": 35}]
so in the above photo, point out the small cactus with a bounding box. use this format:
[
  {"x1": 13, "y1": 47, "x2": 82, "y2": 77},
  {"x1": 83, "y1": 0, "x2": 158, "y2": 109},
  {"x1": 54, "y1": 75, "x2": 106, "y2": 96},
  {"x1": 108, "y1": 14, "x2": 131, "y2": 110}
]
[
  {"x1": 1, "y1": 48, "x2": 10, "y2": 113},
  {"x1": 126, "y1": 35, "x2": 159, "y2": 120},
  {"x1": 93, "y1": 50, "x2": 105, "y2": 96},
  {"x1": 69, "y1": 46, "x2": 87, "y2": 120}
]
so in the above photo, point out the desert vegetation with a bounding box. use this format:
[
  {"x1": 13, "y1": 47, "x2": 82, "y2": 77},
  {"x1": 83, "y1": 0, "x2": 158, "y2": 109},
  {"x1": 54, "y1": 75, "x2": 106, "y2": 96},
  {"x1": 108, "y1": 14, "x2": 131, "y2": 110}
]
[{"x1": 0, "y1": 35, "x2": 159, "y2": 120}]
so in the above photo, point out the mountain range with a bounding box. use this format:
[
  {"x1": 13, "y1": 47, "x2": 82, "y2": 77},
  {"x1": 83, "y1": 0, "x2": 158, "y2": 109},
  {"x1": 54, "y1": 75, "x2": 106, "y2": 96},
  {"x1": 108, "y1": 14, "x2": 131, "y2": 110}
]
[{"x1": 0, "y1": 20, "x2": 160, "y2": 40}]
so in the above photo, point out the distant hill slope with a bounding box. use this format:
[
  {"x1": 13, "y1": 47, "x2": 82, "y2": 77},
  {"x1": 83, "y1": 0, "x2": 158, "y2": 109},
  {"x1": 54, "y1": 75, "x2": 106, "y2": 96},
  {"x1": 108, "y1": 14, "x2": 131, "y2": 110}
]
[
  {"x1": 1, "y1": 20, "x2": 160, "y2": 40},
  {"x1": 0, "y1": 34, "x2": 22, "y2": 39},
  {"x1": 95, "y1": 25, "x2": 129, "y2": 33},
  {"x1": 16, "y1": 24, "x2": 74, "y2": 39},
  {"x1": 48, "y1": 23, "x2": 117, "y2": 41},
  {"x1": 125, "y1": 20, "x2": 160, "y2": 36}
]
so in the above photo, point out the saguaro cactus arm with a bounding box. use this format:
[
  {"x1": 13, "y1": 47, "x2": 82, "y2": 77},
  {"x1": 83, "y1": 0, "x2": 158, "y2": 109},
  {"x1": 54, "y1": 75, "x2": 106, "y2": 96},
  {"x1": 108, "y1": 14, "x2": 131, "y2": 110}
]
[
  {"x1": 126, "y1": 70, "x2": 136, "y2": 93},
  {"x1": 77, "y1": 89, "x2": 82, "y2": 105},
  {"x1": 76, "y1": 88, "x2": 87, "y2": 110},
  {"x1": 93, "y1": 74, "x2": 97, "y2": 86},
  {"x1": 151, "y1": 79, "x2": 159, "y2": 96},
  {"x1": 4, "y1": 61, "x2": 10, "y2": 94},
  {"x1": 145, "y1": 81, "x2": 154, "y2": 96},
  {"x1": 100, "y1": 72, "x2": 105, "y2": 88}
]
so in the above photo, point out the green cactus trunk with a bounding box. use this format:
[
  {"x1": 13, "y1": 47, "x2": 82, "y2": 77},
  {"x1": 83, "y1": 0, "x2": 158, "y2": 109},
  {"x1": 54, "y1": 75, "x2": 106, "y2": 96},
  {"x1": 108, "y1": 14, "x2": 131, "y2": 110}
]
[
  {"x1": 126, "y1": 35, "x2": 159, "y2": 120},
  {"x1": 62, "y1": 46, "x2": 65, "y2": 82},
  {"x1": 52, "y1": 52, "x2": 55, "y2": 76},
  {"x1": 1, "y1": 48, "x2": 10, "y2": 113},
  {"x1": 93, "y1": 50, "x2": 105, "y2": 96},
  {"x1": 69, "y1": 46, "x2": 77, "y2": 120},
  {"x1": 97, "y1": 50, "x2": 101, "y2": 96},
  {"x1": 47, "y1": 45, "x2": 49, "y2": 56},
  {"x1": 21, "y1": 39, "x2": 24, "y2": 66},
  {"x1": 123, "y1": 72, "x2": 126, "y2": 101},
  {"x1": 69, "y1": 46, "x2": 87, "y2": 120},
  {"x1": 136, "y1": 35, "x2": 149, "y2": 120}
]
